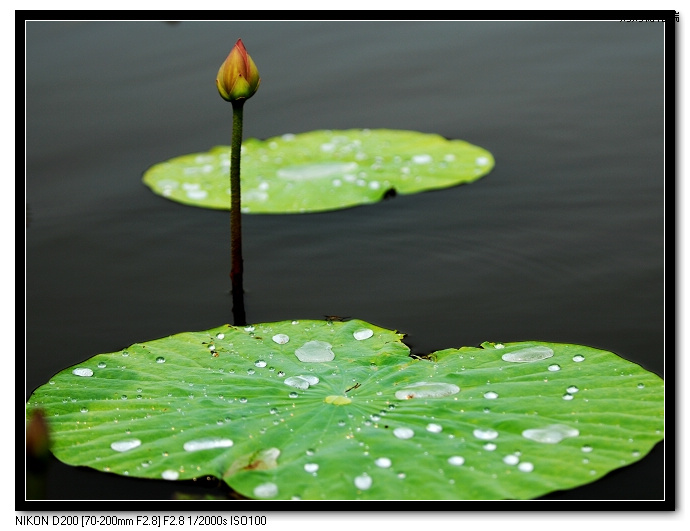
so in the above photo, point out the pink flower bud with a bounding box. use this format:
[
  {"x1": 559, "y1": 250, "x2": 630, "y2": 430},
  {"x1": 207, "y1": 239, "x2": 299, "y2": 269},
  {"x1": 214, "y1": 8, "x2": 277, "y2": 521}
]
[{"x1": 216, "y1": 39, "x2": 261, "y2": 102}]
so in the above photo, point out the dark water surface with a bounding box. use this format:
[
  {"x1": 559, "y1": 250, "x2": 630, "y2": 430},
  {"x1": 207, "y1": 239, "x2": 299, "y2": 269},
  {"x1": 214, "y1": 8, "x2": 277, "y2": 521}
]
[{"x1": 25, "y1": 20, "x2": 665, "y2": 502}]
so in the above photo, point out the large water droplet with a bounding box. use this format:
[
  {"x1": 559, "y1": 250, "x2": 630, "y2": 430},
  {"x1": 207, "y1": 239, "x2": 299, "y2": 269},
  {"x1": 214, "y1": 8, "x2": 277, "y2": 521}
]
[
  {"x1": 501, "y1": 346, "x2": 553, "y2": 363},
  {"x1": 253, "y1": 482, "x2": 278, "y2": 499},
  {"x1": 155, "y1": 357, "x2": 165, "y2": 364},
  {"x1": 394, "y1": 382, "x2": 460, "y2": 400},
  {"x1": 97, "y1": 362, "x2": 107, "y2": 368},
  {"x1": 272, "y1": 334, "x2": 290, "y2": 345},
  {"x1": 448, "y1": 456, "x2": 465, "y2": 466},
  {"x1": 161, "y1": 470, "x2": 179, "y2": 480},
  {"x1": 295, "y1": 340, "x2": 335, "y2": 362},
  {"x1": 426, "y1": 423, "x2": 443, "y2": 433},
  {"x1": 183, "y1": 438, "x2": 234, "y2": 452},
  {"x1": 473, "y1": 428, "x2": 499, "y2": 440},
  {"x1": 284, "y1": 375, "x2": 320, "y2": 390},
  {"x1": 518, "y1": 462, "x2": 534, "y2": 472},
  {"x1": 72, "y1": 368, "x2": 93, "y2": 377},
  {"x1": 353, "y1": 328, "x2": 374, "y2": 340},
  {"x1": 572, "y1": 355, "x2": 585, "y2": 362},
  {"x1": 566, "y1": 386, "x2": 579, "y2": 394},
  {"x1": 111, "y1": 439, "x2": 142, "y2": 452},
  {"x1": 503, "y1": 455, "x2": 520, "y2": 465},
  {"x1": 393, "y1": 427, "x2": 415, "y2": 439},
  {"x1": 304, "y1": 463, "x2": 319, "y2": 473},
  {"x1": 354, "y1": 473, "x2": 372, "y2": 490},
  {"x1": 522, "y1": 424, "x2": 579, "y2": 444},
  {"x1": 375, "y1": 457, "x2": 392, "y2": 468},
  {"x1": 255, "y1": 360, "x2": 267, "y2": 368},
  {"x1": 547, "y1": 364, "x2": 561, "y2": 372},
  {"x1": 483, "y1": 391, "x2": 499, "y2": 399}
]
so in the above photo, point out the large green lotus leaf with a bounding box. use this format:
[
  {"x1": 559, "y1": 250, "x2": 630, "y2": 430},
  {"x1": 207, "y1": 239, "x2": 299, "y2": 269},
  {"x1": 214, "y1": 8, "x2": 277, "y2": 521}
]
[
  {"x1": 142, "y1": 129, "x2": 494, "y2": 213},
  {"x1": 26, "y1": 320, "x2": 663, "y2": 500}
]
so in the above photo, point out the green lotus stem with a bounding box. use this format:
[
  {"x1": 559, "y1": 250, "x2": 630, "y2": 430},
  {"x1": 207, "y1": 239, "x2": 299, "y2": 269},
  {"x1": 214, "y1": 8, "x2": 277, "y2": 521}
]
[
  {"x1": 229, "y1": 100, "x2": 246, "y2": 326},
  {"x1": 216, "y1": 39, "x2": 261, "y2": 326}
]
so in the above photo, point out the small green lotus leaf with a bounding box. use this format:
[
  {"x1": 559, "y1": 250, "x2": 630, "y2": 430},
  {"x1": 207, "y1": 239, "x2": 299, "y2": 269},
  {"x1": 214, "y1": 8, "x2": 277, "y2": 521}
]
[
  {"x1": 142, "y1": 130, "x2": 494, "y2": 213},
  {"x1": 26, "y1": 321, "x2": 663, "y2": 500}
]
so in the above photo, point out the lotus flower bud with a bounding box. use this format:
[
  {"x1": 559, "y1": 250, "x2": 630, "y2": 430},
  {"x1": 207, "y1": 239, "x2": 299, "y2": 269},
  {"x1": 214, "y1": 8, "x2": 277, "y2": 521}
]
[{"x1": 216, "y1": 39, "x2": 261, "y2": 102}]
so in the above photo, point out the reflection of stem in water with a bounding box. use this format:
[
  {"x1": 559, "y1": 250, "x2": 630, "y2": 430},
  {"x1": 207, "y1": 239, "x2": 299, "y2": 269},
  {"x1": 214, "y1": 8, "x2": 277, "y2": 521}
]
[{"x1": 230, "y1": 100, "x2": 246, "y2": 326}]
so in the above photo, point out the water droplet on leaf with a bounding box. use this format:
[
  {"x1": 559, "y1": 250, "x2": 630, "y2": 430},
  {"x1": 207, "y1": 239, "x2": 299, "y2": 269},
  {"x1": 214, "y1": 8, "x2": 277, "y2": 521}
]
[
  {"x1": 501, "y1": 346, "x2": 553, "y2": 363},
  {"x1": 111, "y1": 439, "x2": 141, "y2": 452},
  {"x1": 473, "y1": 428, "x2": 499, "y2": 440},
  {"x1": 394, "y1": 382, "x2": 460, "y2": 400},
  {"x1": 253, "y1": 482, "x2": 278, "y2": 499},
  {"x1": 518, "y1": 462, "x2": 534, "y2": 472},
  {"x1": 503, "y1": 455, "x2": 519, "y2": 465},
  {"x1": 183, "y1": 438, "x2": 233, "y2": 452},
  {"x1": 353, "y1": 328, "x2": 374, "y2": 340},
  {"x1": 522, "y1": 424, "x2": 579, "y2": 444},
  {"x1": 393, "y1": 427, "x2": 415, "y2": 439},
  {"x1": 304, "y1": 463, "x2": 319, "y2": 473},
  {"x1": 354, "y1": 473, "x2": 372, "y2": 490},
  {"x1": 375, "y1": 457, "x2": 392, "y2": 468},
  {"x1": 284, "y1": 375, "x2": 320, "y2": 390},
  {"x1": 426, "y1": 423, "x2": 443, "y2": 433},
  {"x1": 272, "y1": 334, "x2": 290, "y2": 345},
  {"x1": 295, "y1": 340, "x2": 335, "y2": 362}
]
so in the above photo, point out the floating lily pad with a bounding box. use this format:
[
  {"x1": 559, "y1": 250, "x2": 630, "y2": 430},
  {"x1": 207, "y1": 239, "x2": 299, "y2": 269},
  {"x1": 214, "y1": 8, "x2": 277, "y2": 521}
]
[
  {"x1": 26, "y1": 319, "x2": 663, "y2": 500},
  {"x1": 142, "y1": 130, "x2": 495, "y2": 213}
]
